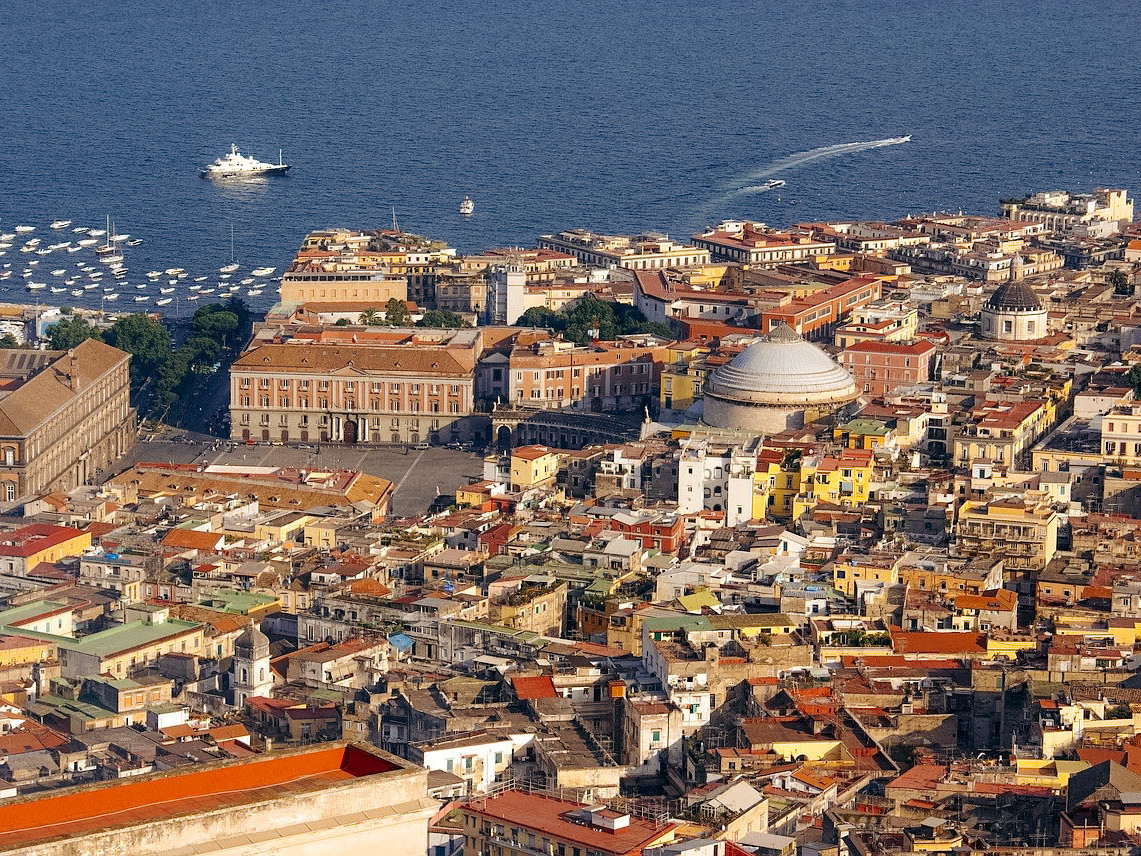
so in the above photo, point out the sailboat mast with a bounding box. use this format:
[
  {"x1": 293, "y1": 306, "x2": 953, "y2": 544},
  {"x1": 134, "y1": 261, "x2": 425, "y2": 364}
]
[{"x1": 230, "y1": 225, "x2": 235, "y2": 263}]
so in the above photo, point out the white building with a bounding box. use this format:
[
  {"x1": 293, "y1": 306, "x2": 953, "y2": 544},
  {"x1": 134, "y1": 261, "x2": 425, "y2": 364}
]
[
  {"x1": 487, "y1": 261, "x2": 526, "y2": 325},
  {"x1": 231, "y1": 624, "x2": 273, "y2": 706},
  {"x1": 407, "y1": 729, "x2": 517, "y2": 794},
  {"x1": 676, "y1": 439, "x2": 759, "y2": 526}
]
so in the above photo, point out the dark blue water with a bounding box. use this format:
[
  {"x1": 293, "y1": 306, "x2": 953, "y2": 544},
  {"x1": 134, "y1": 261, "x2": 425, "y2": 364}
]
[{"x1": 1, "y1": 0, "x2": 1137, "y2": 313}]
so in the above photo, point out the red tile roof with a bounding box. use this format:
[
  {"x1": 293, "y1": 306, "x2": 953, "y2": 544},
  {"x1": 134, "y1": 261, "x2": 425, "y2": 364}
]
[
  {"x1": 512, "y1": 675, "x2": 558, "y2": 700},
  {"x1": 0, "y1": 524, "x2": 87, "y2": 558}
]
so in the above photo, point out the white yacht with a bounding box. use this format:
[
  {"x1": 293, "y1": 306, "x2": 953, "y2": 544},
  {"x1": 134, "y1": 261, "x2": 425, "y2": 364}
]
[
  {"x1": 459, "y1": 196, "x2": 474, "y2": 216},
  {"x1": 201, "y1": 144, "x2": 290, "y2": 179},
  {"x1": 15, "y1": 225, "x2": 35, "y2": 233},
  {"x1": 219, "y1": 263, "x2": 239, "y2": 274}
]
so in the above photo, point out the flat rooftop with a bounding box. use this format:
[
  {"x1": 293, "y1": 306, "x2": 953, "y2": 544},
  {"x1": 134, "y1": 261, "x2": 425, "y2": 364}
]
[{"x1": 0, "y1": 743, "x2": 398, "y2": 851}]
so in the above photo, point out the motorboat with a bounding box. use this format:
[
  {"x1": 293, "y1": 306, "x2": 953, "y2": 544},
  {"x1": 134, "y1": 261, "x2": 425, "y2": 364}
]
[
  {"x1": 251, "y1": 266, "x2": 275, "y2": 276},
  {"x1": 160, "y1": 287, "x2": 175, "y2": 294},
  {"x1": 105, "y1": 293, "x2": 119, "y2": 300},
  {"x1": 50, "y1": 286, "x2": 65, "y2": 293},
  {"x1": 201, "y1": 143, "x2": 290, "y2": 178},
  {"x1": 15, "y1": 225, "x2": 35, "y2": 233},
  {"x1": 460, "y1": 196, "x2": 474, "y2": 216},
  {"x1": 26, "y1": 282, "x2": 46, "y2": 290},
  {"x1": 156, "y1": 298, "x2": 172, "y2": 306},
  {"x1": 72, "y1": 226, "x2": 89, "y2": 234},
  {"x1": 50, "y1": 220, "x2": 71, "y2": 229},
  {"x1": 77, "y1": 239, "x2": 98, "y2": 247},
  {"x1": 126, "y1": 239, "x2": 142, "y2": 247}
]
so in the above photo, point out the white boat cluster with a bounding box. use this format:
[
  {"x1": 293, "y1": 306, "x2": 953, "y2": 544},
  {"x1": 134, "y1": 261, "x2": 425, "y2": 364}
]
[{"x1": 0, "y1": 219, "x2": 278, "y2": 311}]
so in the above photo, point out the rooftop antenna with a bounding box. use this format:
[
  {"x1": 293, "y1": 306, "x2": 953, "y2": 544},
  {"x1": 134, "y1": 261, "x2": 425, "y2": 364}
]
[{"x1": 391, "y1": 207, "x2": 400, "y2": 232}]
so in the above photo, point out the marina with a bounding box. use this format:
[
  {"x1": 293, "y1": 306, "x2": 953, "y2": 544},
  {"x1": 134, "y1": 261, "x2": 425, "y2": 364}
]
[{"x1": 0, "y1": 216, "x2": 281, "y2": 315}]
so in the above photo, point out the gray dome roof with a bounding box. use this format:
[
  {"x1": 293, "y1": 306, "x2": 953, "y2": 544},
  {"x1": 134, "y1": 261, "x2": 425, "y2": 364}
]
[
  {"x1": 235, "y1": 624, "x2": 270, "y2": 656},
  {"x1": 705, "y1": 324, "x2": 857, "y2": 406},
  {"x1": 986, "y1": 279, "x2": 1043, "y2": 312}
]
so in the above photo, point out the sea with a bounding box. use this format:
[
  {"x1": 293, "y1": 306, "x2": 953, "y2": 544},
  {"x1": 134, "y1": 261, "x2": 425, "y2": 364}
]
[{"x1": 0, "y1": 0, "x2": 1138, "y2": 315}]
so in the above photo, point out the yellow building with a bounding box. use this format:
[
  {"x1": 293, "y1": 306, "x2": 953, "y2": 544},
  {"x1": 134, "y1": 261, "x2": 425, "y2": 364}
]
[
  {"x1": 833, "y1": 552, "x2": 902, "y2": 597},
  {"x1": 0, "y1": 633, "x2": 57, "y2": 667},
  {"x1": 1015, "y1": 758, "x2": 1090, "y2": 791},
  {"x1": 660, "y1": 342, "x2": 712, "y2": 414},
  {"x1": 753, "y1": 446, "x2": 874, "y2": 522},
  {"x1": 509, "y1": 445, "x2": 559, "y2": 491},
  {"x1": 0, "y1": 524, "x2": 93, "y2": 576},
  {"x1": 956, "y1": 499, "x2": 1059, "y2": 573},
  {"x1": 58, "y1": 609, "x2": 205, "y2": 679},
  {"x1": 833, "y1": 303, "x2": 918, "y2": 348}
]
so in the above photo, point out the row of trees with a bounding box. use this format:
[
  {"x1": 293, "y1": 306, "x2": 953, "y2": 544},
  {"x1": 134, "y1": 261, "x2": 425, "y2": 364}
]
[
  {"x1": 333, "y1": 299, "x2": 470, "y2": 329},
  {"x1": 516, "y1": 295, "x2": 672, "y2": 345},
  {"x1": 47, "y1": 298, "x2": 250, "y2": 415}
]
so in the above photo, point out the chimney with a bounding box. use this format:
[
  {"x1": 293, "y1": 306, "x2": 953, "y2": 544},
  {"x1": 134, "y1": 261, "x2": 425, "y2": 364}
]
[{"x1": 68, "y1": 350, "x2": 80, "y2": 393}]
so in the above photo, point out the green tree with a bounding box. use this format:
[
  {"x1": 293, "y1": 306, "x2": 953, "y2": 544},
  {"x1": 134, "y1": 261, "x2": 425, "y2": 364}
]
[
  {"x1": 1129, "y1": 363, "x2": 1141, "y2": 396},
  {"x1": 0, "y1": 334, "x2": 19, "y2": 349},
  {"x1": 335, "y1": 318, "x2": 350, "y2": 326},
  {"x1": 190, "y1": 307, "x2": 239, "y2": 348},
  {"x1": 417, "y1": 309, "x2": 468, "y2": 328},
  {"x1": 384, "y1": 298, "x2": 411, "y2": 326},
  {"x1": 358, "y1": 308, "x2": 382, "y2": 326},
  {"x1": 1109, "y1": 268, "x2": 1133, "y2": 296},
  {"x1": 516, "y1": 307, "x2": 566, "y2": 331},
  {"x1": 183, "y1": 336, "x2": 222, "y2": 370},
  {"x1": 48, "y1": 316, "x2": 102, "y2": 350},
  {"x1": 104, "y1": 314, "x2": 171, "y2": 383}
]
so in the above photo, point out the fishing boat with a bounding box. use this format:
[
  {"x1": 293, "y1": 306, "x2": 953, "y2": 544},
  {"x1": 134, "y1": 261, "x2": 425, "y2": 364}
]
[{"x1": 459, "y1": 196, "x2": 474, "y2": 216}]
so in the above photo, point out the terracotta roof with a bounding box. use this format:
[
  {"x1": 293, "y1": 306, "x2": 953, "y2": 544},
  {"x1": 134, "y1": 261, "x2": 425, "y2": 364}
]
[
  {"x1": 0, "y1": 339, "x2": 128, "y2": 437},
  {"x1": 0, "y1": 524, "x2": 88, "y2": 558},
  {"x1": 162, "y1": 529, "x2": 225, "y2": 551},
  {"x1": 232, "y1": 342, "x2": 475, "y2": 375},
  {"x1": 512, "y1": 675, "x2": 558, "y2": 700}
]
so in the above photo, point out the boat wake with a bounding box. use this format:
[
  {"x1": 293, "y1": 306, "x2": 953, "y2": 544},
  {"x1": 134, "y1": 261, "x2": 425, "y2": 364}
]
[
  {"x1": 724, "y1": 136, "x2": 911, "y2": 189},
  {"x1": 702, "y1": 135, "x2": 911, "y2": 212}
]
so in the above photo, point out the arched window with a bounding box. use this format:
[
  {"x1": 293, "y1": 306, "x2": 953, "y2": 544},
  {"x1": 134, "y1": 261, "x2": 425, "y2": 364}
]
[{"x1": 241, "y1": 668, "x2": 248, "y2": 683}]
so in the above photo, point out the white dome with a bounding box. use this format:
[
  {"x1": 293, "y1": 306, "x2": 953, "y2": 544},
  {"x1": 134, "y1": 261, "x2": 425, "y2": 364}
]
[{"x1": 705, "y1": 323, "x2": 857, "y2": 406}]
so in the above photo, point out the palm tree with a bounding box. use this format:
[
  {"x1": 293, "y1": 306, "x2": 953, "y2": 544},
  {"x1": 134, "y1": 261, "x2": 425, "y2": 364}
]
[{"x1": 358, "y1": 308, "x2": 381, "y2": 326}]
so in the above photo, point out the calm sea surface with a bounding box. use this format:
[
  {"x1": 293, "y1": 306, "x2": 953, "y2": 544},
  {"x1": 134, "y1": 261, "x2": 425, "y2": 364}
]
[{"x1": 0, "y1": 0, "x2": 1137, "y2": 313}]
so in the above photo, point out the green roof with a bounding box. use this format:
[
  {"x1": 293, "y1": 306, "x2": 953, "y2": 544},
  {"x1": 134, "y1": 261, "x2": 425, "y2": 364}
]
[
  {"x1": 59, "y1": 618, "x2": 201, "y2": 659},
  {"x1": 196, "y1": 589, "x2": 277, "y2": 614},
  {"x1": 0, "y1": 599, "x2": 70, "y2": 629},
  {"x1": 840, "y1": 418, "x2": 891, "y2": 436},
  {"x1": 642, "y1": 615, "x2": 711, "y2": 633},
  {"x1": 708, "y1": 613, "x2": 795, "y2": 629}
]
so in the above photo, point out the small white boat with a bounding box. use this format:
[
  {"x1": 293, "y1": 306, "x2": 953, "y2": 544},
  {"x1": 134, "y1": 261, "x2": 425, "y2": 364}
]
[
  {"x1": 25, "y1": 238, "x2": 41, "y2": 246},
  {"x1": 66, "y1": 278, "x2": 78, "y2": 285},
  {"x1": 219, "y1": 263, "x2": 239, "y2": 274},
  {"x1": 200, "y1": 287, "x2": 215, "y2": 294},
  {"x1": 160, "y1": 287, "x2": 175, "y2": 294},
  {"x1": 156, "y1": 298, "x2": 172, "y2": 306},
  {"x1": 251, "y1": 266, "x2": 275, "y2": 276},
  {"x1": 193, "y1": 275, "x2": 208, "y2": 282},
  {"x1": 188, "y1": 284, "x2": 201, "y2": 291},
  {"x1": 0, "y1": 233, "x2": 13, "y2": 241},
  {"x1": 0, "y1": 243, "x2": 11, "y2": 250},
  {"x1": 35, "y1": 249, "x2": 52, "y2": 256},
  {"x1": 167, "y1": 267, "x2": 185, "y2": 275},
  {"x1": 72, "y1": 226, "x2": 89, "y2": 234},
  {"x1": 15, "y1": 225, "x2": 35, "y2": 233},
  {"x1": 247, "y1": 288, "x2": 263, "y2": 296},
  {"x1": 67, "y1": 245, "x2": 83, "y2": 253},
  {"x1": 83, "y1": 283, "x2": 97, "y2": 290},
  {"x1": 100, "y1": 254, "x2": 124, "y2": 264},
  {"x1": 50, "y1": 286, "x2": 66, "y2": 293},
  {"x1": 105, "y1": 293, "x2": 119, "y2": 300},
  {"x1": 460, "y1": 196, "x2": 474, "y2": 216},
  {"x1": 50, "y1": 268, "x2": 66, "y2": 276},
  {"x1": 126, "y1": 239, "x2": 142, "y2": 247},
  {"x1": 240, "y1": 277, "x2": 254, "y2": 285},
  {"x1": 136, "y1": 283, "x2": 148, "y2": 289},
  {"x1": 147, "y1": 270, "x2": 162, "y2": 278},
  {"x1": 77, "y1": 239, "x2": 98, "y2": 247},
  {"x1": 187, "y1": 294, "x2": 199, "y2": 301},
  {"x1": 134, "y1": 295, "x2": 150, "y2": 302},
  {"x1": 89, "y1": 228, "x2": 106, "y2": 237},
  {"x1": 50, "y1": 220, "x2": 71, "y2": 230},
  {"x1": 70, "y1": 289, "x2": 83, "y2": 297},
  {"x1": 48, "y1": 242, "x2": 70, "y2": 250},
  {"x1": 26, "y1": 282, "x2": 46, "y2": 290}
]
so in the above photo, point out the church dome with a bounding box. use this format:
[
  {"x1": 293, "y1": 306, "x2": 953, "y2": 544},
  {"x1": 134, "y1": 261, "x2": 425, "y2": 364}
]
[
  {"x1": 705, "y1": 323, "x2": 857, "y2": 407},
  {"x1": 985, "y1": 278, "x2": 1043, "y2": 312},
  {"x1": 234, "y1": 624, "x2": 270, "y2": 658}
]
